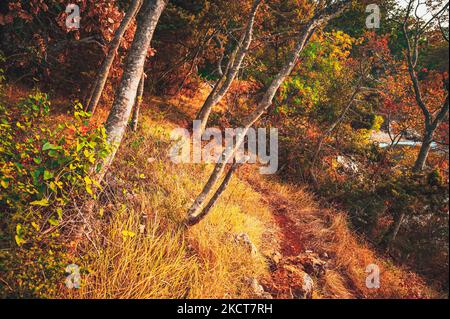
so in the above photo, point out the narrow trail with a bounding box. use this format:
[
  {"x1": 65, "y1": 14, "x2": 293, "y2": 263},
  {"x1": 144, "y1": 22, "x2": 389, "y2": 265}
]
[
  {"x1": 239, "y1": 169, "x2": 331, "y2": 298},
  {"x1": 255, "y1": 184, "x2": 305, "y2": 256},
  {"x1": 149, "y1": 94, "x2": 435, "y2": 299}
]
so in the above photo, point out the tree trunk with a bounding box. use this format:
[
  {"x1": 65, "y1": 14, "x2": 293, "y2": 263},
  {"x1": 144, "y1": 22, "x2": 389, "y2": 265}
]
[
  {"x1": 187, "y1": 161, "x2": 240, "y2": 226},
  {"x1": 97, "y1": 0, "x2": 167, "y2": 182},
  {"x1": 195, "y1": 0, "x2": 262, "y2": 134},
  {"x1": 401, "y1": 7, "x2": 450, "y2": 173},
  {"x1": 310, "y1": 79, "x2": 364, "y2": 186},
  {"x1": 86, "y1": 0, "x2": 143, "y2": 113},
  {"x1": 186, "y1": 0, "x2": 351, "y2": 224},
  {"x1": 384, "y1": 211, "x2": 405, "y2": 252},
  {"x1": 413, "y1": 129, "x2": 433, "y2": 172},
  {"x1": 131, "y1": 72, "x2": 145, "y2": 132}
]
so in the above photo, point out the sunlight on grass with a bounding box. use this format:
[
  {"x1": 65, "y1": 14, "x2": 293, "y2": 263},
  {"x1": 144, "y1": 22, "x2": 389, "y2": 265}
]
[{"x1": 71, "y1": 112, "x2": 272, "y2": 299}]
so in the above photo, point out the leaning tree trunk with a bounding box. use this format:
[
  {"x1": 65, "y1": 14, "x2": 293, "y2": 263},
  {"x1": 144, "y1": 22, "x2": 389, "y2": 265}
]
[
  {"x1": 131, "y1": 72, "x2": 145, "y2": 132},
  {"x1": 186, "y1": 29, "x2": 313, "y2": 224},
  {"x1": 383, "y1": 211, "x2": 406, "y2": 252},
  {"x1": 86, "y1": 0, "x2": 143, "y2": 113},
  {"x1": 97, "y1": 0, "x2": 167, "y2": 182},
  {"x1": 186, "y1": 0, "x2": 352, "y2": 226},
  {"x1": 195, "y1": 0, "x2": 262, "y2": 134},
  {"x1": 412, "y1": 95, "x2": 449, "y2": 172},
  {"x1": 413, "y1": 129, "x2": 434, "y2": 172},
  {"x1": 186, "y1": 161, "x2": 240, "y2": 226}
]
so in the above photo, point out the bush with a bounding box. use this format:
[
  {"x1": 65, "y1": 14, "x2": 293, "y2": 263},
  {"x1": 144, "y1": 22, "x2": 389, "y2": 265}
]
[{"x1": 0, "y1": 88, "x2": 110, "y2": 297}]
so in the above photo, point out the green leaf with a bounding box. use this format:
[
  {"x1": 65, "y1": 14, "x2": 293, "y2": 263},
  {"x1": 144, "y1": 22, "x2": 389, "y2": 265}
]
[
  {"x1": 48, "y1": 150, "x2": 59, "y2": 157},
  {"x1": 57, "y1": 207, "x2": 63, "y2": 219},
  {"x1": 15, "y1": 224, "x2": 26, "y2": 246},
  {"x1": 1, "y1": 179, "x2": 9, "y2": 189},
  {"x1": 15, "y1": 235, "x2": 26, "y2": 246},
  {"x1": 44, "y1": 170, "x2": 54, "y2": 180},
  {"x1": 42, "y1": 142, "x2": 62, "y2": 151},
  {"x1": 48, "y1": 218, "x2": 59, "y2": 226}
]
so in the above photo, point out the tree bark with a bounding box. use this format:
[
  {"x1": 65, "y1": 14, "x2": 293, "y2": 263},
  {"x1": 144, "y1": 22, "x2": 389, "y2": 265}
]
[
  {"x1": 413, "y1": 130, "x2": 433, "y2": 172},
  {"x1": 131, "y1": 72, "x2": 146, "y2": 132},
  {"x1": 86, "y1": 0, "x2": 143, "y2": 114},
  {"x1": 186, "y1": 161, "x2": 240, "y2": 226},
  {"x1": 97, "y1": 0, "x2": 167, "y2": 182},
  {"x1": 195, "y1": 0, "x2": 262, "y2": 134},
  {"x1": 412, "y1": 94, "x2": 449, "y2": 173},
  {"x1": 186, "y1": 0, "x2": 352, "y2": 224},
  {"x1": 401, "y1": 1, "x2": 450, "y2": 172},
  {"x1": 383, "y1": 211, "x2": 405, "y2": 252}
]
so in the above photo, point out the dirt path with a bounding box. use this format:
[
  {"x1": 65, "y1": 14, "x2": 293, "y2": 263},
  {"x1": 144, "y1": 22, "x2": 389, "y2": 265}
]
[
  {"x1": 239, "y1": 170, "x2": 332, "y2": 298},
  {"x1": 255, "y1": 184, "x2": 305, "y2": 256}
]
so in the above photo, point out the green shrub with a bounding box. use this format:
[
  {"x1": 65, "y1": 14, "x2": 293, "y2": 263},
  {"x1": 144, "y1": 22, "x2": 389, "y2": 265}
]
[{"x1": 0, "y1": 90, "x2": 110, "y2": 297}]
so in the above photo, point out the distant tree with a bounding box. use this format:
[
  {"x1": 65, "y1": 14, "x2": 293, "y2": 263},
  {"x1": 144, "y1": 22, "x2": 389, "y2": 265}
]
[{"x1": 399, "y1": 0, "x2": 449, "y2": 172}]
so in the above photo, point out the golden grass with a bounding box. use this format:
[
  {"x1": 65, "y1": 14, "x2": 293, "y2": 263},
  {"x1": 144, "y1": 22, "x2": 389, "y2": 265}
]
[
  {"x1": 68, "y1": 110, "x2": 272, "y2": 299},
  {"x1": 63, "y1": 92, "x2": 438, "y2": 299},
  {"x1": 241, "y1": 172, "x2": 439, "y2": 299},
  {"x1": 6, "y1": 85, "x2": 439, "y2": 299}
]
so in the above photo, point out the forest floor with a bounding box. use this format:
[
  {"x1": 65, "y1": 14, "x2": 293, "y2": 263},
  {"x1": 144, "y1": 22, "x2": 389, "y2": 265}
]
[
  {"x1": 122, "y1": 89, "x2": 438, "y2": 299},
  {"x1": 241, "y1": 167, "x2": 434, "y2": 299},
  {"x1": 6, "y1": 85, "x2": 439, "y2": 299}
]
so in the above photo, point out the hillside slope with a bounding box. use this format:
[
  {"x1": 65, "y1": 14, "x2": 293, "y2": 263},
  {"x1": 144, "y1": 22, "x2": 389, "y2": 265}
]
[{"x1": 62, "y1": 91, "x2": 436, "y2": 299}]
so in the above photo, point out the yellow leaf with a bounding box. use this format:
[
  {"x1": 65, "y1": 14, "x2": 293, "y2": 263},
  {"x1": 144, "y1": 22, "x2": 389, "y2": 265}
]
[
  {"x1": 122, "y1": 230, "x2": 136, "y2": 239},
  {"x1": 15, "y1": 235, "x2": 26, "y2": 246},
  {"x1": 49, "y1": 182, "x2": 57, "y2": 192},
  {"x1": 84, "y1": 176, "x2": 92, "y2": 185},
  {"x1": 57, "y1": 207, "x2": 63, "y2": 219},
  {"x1": 86, "y1": 184, "x2": 93, "y2": 195},
  {"x1": 1, "y1": 180, "x2": 8, "y2": 189},
  {"x1": 30, "y1": 198, "x2": 49, "y2": 206}
]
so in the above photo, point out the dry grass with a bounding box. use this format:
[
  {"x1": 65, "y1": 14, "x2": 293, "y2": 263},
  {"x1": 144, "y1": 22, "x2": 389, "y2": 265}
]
[
  {"x1": 5, "y1": 85, "x2": 439, "y2": 299},
  {"x1": 242, "y1": 172, "x2": 439, "y2": 299},
  {"x1": 68, "y1": 110, "x2": 273, "y2": 299},
  {"x1": 59, "y1": 91, "x2": 438, "y2": 299}
]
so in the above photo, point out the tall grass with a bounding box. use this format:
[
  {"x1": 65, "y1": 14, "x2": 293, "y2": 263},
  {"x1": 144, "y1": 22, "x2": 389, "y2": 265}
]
[{"x1": 70, "y1": 112, "x2": 272, "y2": 299}]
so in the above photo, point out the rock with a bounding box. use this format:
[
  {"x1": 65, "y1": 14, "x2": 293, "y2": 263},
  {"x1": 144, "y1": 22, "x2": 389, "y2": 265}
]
[
  {"x1": 336, "y1": 155, "x2": 359, "y2": 174},
  {"x1": 250, "y1": 278, "x2": 273, "y2": 299},
  {"x1": 403, "y1": 128, "x2": 421, "y2": 141},
  {"x1": 295, "y1": 251, "x2": 327, "y2": 277},
  {"x1": 278, "y1": 252, "x2": 328, "y2": 277},
  {"x1": 272, "y1": 251, "x2": 283, "y2": 265},
  {"x1": 302, "y1": 273, "x2": 314, "y2": 297},
  {"x1": 265, "y1": 251, "x2": 283, "y2": 272},
  {"x1": 263, "y1": 251, "x2": 328, "y2": 299},
  {"x1": 235, "y1": 233, "x2": 258, "y2": 256},
  {"x1": 282, "y1": 265, "x2": 314, "y2": 299}
]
